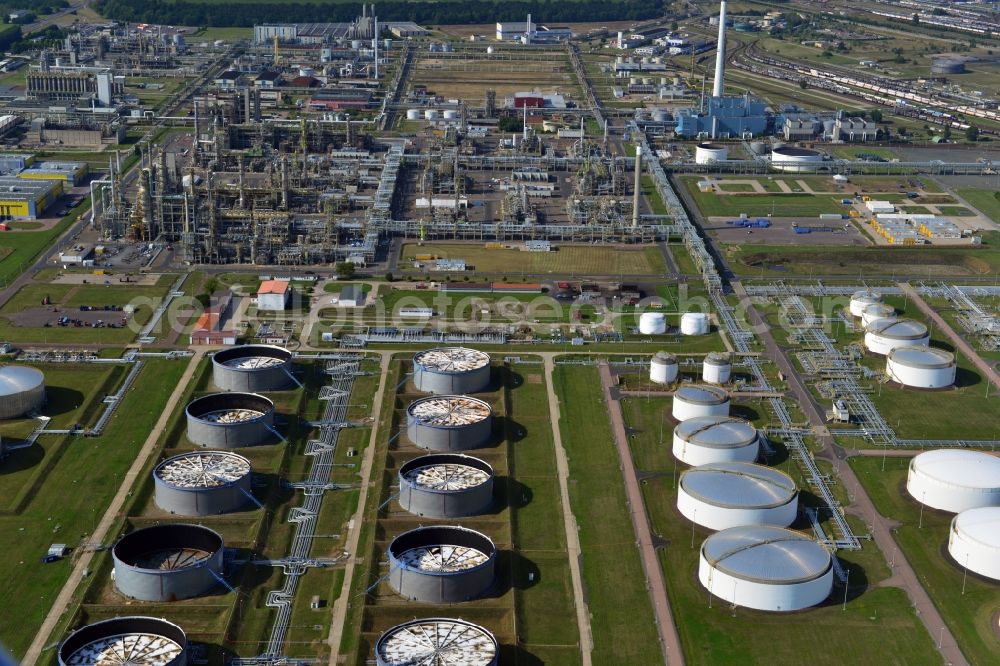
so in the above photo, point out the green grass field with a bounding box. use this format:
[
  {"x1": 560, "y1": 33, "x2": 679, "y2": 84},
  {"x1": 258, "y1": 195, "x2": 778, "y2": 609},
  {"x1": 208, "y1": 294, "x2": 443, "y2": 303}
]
[
  {"x1": 400, "y1": 243, "x2": 667, "y2": 276},
  {"x1": 955, "y1": 189, "x2": 1000, "y2": 224},
  {"x1": 850, "y1": 456, "x2": 1000, "y2": 666},
  {"x1": 683, "y1": 178, "x2": 843, "y2": 218}
]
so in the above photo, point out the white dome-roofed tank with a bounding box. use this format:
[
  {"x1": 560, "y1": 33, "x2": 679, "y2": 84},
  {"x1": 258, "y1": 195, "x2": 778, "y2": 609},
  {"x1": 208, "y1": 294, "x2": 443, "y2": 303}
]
[
  {"x1": 849, "y1": 290, "x2": 882, "y2": 318},
  {"x1": 702, "y1": 353, "x2": 732, "y2": 384},
  {"x1": 680, "y1": 312, "x2": 710, "y2": 336},
  {"x1": 948, "y1": 507, "x2": 1000, "y2": 581},
  {"x1": 443, "y1": 109, "x2": 459, "y2": 120},
  {"x1": 375, "y1": 617, "x2": 498, "y2": 666},
  {"x1": 906, "y1": 450, "x2": 1000, "y2": 513},
  {"x1": 699, "y1": 526, "x2": 834, "y2": 611},
  {"x1": 695, "y1": 143, "x2": 728, "y2": 164},
  {"x1": 678, "y1": 462, "x2": 798, "y2": 530},
  {"x1": 424, "y1": 109, "x2": 439, "y2": 120},
  {"x1": 673, "y1": 415, "x2": 758, "y2": 466},
  {"x1": 413, "y1": 347, "x2": 491, "y2": 394},
  {"x1": 672, "y1": 385, "x2": 730, "y2": 422},
  {"x1": 650, "y1": 352, "x2": 678, "y2": 385},
  {"x1": 638, "y1": 312, "x2": 666, "y2": 335},
  {"x1": 0, "y1": 365, "x2": 46, "y2": 419},
  {"x1": 861, "y1": 303, "x2": 896, "y2": 329},
  {"x1": 886, "y1": 346, "x2": 956, "y2": 389},
  {"x1": 865, "y1": 319, "x2": 930, "y2": 356},
  {"x1": 58, "y1": 616, "x2": 187, "y2": 666},
  {"x1": 406, "y1": 109, "x2": 421, "y2": 120}
]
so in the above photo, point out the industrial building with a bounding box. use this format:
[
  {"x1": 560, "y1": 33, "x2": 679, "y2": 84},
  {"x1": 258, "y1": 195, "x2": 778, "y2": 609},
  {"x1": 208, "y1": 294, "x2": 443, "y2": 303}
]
[
  {"x1": 212, "y1": 345, "x2": 294, "y2": 392},
  {"x1": 864, "y1": 319, "x2": 930, "y2": 356},
  {"x1": 673, "y1": 414, "x2": 759, "y2": 466},
  {"x1": 58, "y1": 617, "x2": 187, "y2": 666},
  {"x1": 0, "y1": 365, "x2": 46, "y2": 419},
  {"x1": 406, "y1": 395, "x2": 493, "y2": 451},
  {"x1": 650, "y1": 352, "x2": 678, "y2": 385},
  {"x1": 387, "y1": 525, "x2": 497, "y2": 603},
  {"x1": 398, "y1": 453, "x2": 495, "y2": 518},
  {"x1": 154, "y1": 451, "x2": 253, "y2": 516},
  {"x1": 886, "y1": 346, "x2": 956, "y2": 389},
  {"x1": 948, "y1": 507, "x2": 1000, "y2": 581},
  {"x1": 678, "y1": 462, "x2": 798, "y2": 530},
  {"x1": 496, "y1": 16, "x2": 572, "y2": 43},
  {"x1": 699, "y1": 526, "x2": 833, "y2": 611},
  {"x1": 413, "y1": 347, "x2": 492, "y2": 394},
  {"x1": 186, "y1": 392, "x2": 276, "y2": 448},
  {"x1": 906, "y1": 450, "x2": 1000, "y2": 513},
  {"x1": 17, "y1": 161, "x2": 89, "y2": 186},
  {"x1": 0, "y1": 177, "x2": 63, "y2": 219},
  {"x1": 112, "y1": 523, "x2": 225, "y2": 602},
  {"x1": 26, "y1": 65, "x2": 122, "y2": 105},
  {"x1": 672, "y1": 385, "x2": 731, "y2": 422},
  {"x1": 375, "y1": 618, "x2": 498, "y2": 666},
  {"x1": 257, "y1": 279, "x2": 291, "y2": 311}
]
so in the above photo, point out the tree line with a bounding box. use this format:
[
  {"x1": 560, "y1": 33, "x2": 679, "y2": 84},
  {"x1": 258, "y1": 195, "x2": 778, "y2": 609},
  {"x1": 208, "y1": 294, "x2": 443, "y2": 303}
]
[{"x1": 94, "y1": 0, "x2": 661, "y2": 27}]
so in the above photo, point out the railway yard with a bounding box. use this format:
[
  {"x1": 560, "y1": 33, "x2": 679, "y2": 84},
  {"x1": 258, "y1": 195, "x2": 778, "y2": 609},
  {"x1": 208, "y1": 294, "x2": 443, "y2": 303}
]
[{"x1": 0, "y1": 1, "x2": 999, "y2": 665}]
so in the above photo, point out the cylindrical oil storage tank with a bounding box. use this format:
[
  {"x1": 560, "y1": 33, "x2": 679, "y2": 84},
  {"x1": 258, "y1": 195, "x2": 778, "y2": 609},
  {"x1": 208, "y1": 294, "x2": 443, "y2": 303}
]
[
  {"x1": 770, "y1": 146, "x2": 825, "y2": 173},
  {"x1": 186, "y1": 392, "x2": 275, "y2": 449},
  {"x1": 932, "y1": 59, "x2": 966, "y2": 75},
  {"x1": 680, "y1": 312, "x2": 710, "y2": 336},
  {"x1": 678, "y1": 462, "x2": 798, "y2": 530},
  {"x1": 948, "y1": 507, "x2": 1000, "y2": 581},
  {"x1": 650, "y1": 352, "x2": 678, "y2": 385},
  {"x1": 406, "y1": 395, "x2": 493, "y2": 451},
  {"x1": 673, "y1": 415, "x2": 758, "y2": 466},
  {"x1": 406, "y1": 109, "x2": 421, "y2": 120},
  {"x1": 154, "y1": 451, "x2": 253, "y2": 516},
  {"x1": 865, "y1": 319, "x2": 930, "y2": 356},
  {"x1": 699, "y1": 526, "x2": 833, "y2": 611},
  {"x1": 702, "y1": 353, "x2": 732, "y2": 384},
  {"x1": 672, "y1": 385, "x2": 730, "y2": 422},
  {"x1": 398, "y1": 453, "x2": 495, "y2": 518},
  {"x1": 695, "y1": 142, "x2": 728, "y2": 164},
  {"x1": 886, "y1": 346, "x2": 956, "y2": 389},
  {"x1": 58, "y1": 617, "x2": 187, "y2": 666},
  {"x1": 849, "y1": 290, "x2": 882, "y2": 318},
  {"x1": 443, "y1": 110, "x2": 459, "y2": 120},
  {"x1": 638, "y1": 312, "x2": 666, "y2": 335},
  {"x1": 112, "y1": 524, "x2": 224, "y2": 602},
  {"x1": 413, "y1": 347, "x2": 491, "y2": 394},
  {"x1": 424, "y1": 109, "x2": 439, "y2": 120},
  {"x1": 0, "y1": 365, "x2": 46, "y2": 419},
  {"x1": 375, "y1": 617, "x2": 498, "y2": 666},
  {"x1": 387, "y1": 526, "x2": 496, "y2": 603},
  {"x1": 212, "y1": 344, "x2": 293, "y2": 392},
  {"x1": 861, "y1": 302, "x2": 896, "y2": 329},
  {"x1": 906, "y1": 450, "x2": 1000, "y2": 513}
]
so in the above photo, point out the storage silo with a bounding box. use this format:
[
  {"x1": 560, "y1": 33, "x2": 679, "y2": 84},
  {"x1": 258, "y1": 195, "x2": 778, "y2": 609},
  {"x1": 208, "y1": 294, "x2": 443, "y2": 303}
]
[
  {"x1": 387, "y1": 526, "x2": 496, "y2": 603},
  {"x1": 212, "y1": 345, "x2": 293, "y2": 392},
  {"x1": 861, "y1": 303, "x2": 896, "y2": 329},
  {"x1": 112, "y1": 524, "x2": 225, "y2": 602},
  {"x1": 702, "y1": 353, "x2": 731, "y2": 384},
  {"x1": 406, "y1": 395, "x2": 493, "y2": 451},
  {"x1": 849, "y1": 290, "x2": 882, "y2": 318},
  {"x1": 865, "y1": 319, "x2": 930, "y2": 355},
  {"x1": 186, "y1": 392, "x2": 275, "y2": 448},
  {"x1": 398, "y1": 453, "x2": 495, "y2": 518},
  {"x1": 425, "y1": 109, "x2": 439, "y2": 120},
  {"x1": 695, "y1": 143, "x2": 729, "y2": 164},
  {"x1": 673, "y1": 415, "x2": 758, "y2": 466},
  {"x1": 906, "y1": 450, "x2": 1000, "y2": 513},
  {"x1": 375, "y1": 618, "x2": 498, "y2": 666},
  {"x1": 638, "y1": 312, "x2": 667, "y2": 335},
  {"x1": 672, "y1": 385, "x2": 730, "y2": 422},
  {"x1": 650, "y1": 352, "x2": 678, "y2": 385},
  {"x1": 948, "y1": 507, "x2": 1000, "y2": 581},
  {"x1": 699, "y1": 526, "x2": 833, "y2": 611},
  {"x1": 886, "y1": 346, "x2": 956, "y2": 389},
  {"x1": 443, "y1": 110, "x2": 459, "y2": 120},
  {"x1": 680, "y1": 312, "x2": 710, "y2": 336},
  {"x1": 0, "y1": 365, "x2": 46, "y2": 419},
  {"x1": 58, "y1": 617, "x2": 187, "y2": 666},
  {"x1": 678, "y1": 462, "x2": 798, "y2": 530},
  {"x1": 769, "y1": 146, "x2": 825, "y2": 173},
  {"x1": 413, "y1": 347, "x2": 491, "y2": 394},
  {"x1": 154, "y1": 451, "x2": 253, "y2": 516},
  {"x1": 406, "y1": 109, "x2": 422, "y2": 120}
]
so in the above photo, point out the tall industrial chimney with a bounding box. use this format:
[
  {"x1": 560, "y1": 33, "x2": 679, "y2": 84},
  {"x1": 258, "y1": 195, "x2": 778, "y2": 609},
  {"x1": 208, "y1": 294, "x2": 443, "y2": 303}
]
[
  {"x1": 712, "y1": 1, "x2": 728, "y2": 98},
  {"x1": 632, "y1": 145, "x2": 642, "y2": 228}
]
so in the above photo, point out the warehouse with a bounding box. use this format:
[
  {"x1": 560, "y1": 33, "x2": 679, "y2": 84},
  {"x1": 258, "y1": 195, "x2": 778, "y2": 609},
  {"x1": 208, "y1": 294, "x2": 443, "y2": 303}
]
[
  {"x1": 375, "y1": 618, "x2": 498, "y2": 666},
  {"x1": 112, "y1": 523, "x2": 225, "y2": 602},
  {"x1": 17, "y1": 160, "x2": 89, "y2": 186},
  {"x1": 0, "y1": 176, "x2": 62, "y2": 219},
  {"x1": 678, "y1": 462, "x2": 798, "y2": 530},
  {"x1": 186, "y1": 392, "x2": 276, "y2": 448},
  {"x1": 906, "y1": 449, "x2": 1000, "y2": 513},
  {"x1": 948, "y1": 507, "x2": 1000, "y2": 581},
  {"x1": 0, "y1": 365, "x2": 46, "y2": 419},
  {"x1": 398, "y1": 453, "x2": 495, "y2": 518},
  {"x1": 387, "y1": 525, "x2": 497, "y2": 603},
  {"x1": 58, "y1": 617, "x2": 187, "y2": 666},
  {"x1": 413, "y1": 347, "x2": 492, "y2": 394},
  {"x1": 886, "y1": 346, "x2": 956, "y2": 389},
  {"x1": 672, "y1": 385, "x2": 730, "y2": 422},
  {"x1": 406, "y1": 395, "x2": 493, "y2": 451},
  {"x1": 212, "y1": 344, "x2": 294, "y2": 391},
  {"x1": 154, "y1": 451, "x2": 253, "y2": 516},
  {"x1": 865, "y1": 319, "x2": 930, "y2": 355},
  {"x1": 699, "y1": 525, "x2": 833, "y2": 611},
  {"x1": 673, "y1": 415, "x2": 759, "y2": 466}
]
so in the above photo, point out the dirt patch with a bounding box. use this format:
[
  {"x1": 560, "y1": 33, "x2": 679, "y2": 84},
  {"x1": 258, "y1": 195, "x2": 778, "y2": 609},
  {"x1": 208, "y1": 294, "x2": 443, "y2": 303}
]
[
  {"x1": 739, "y1": 249, "x2": 992, "y2": 276},
  {"x1": 913, "y1": 195, "x2": 957, "y2": 205},
  {"x1": 525, "y1": 374, "x2": 543, "y2": 384}
]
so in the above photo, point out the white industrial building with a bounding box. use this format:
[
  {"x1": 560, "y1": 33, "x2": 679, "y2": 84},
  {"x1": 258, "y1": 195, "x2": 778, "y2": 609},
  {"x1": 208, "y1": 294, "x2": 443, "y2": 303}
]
[
  {"x1": 672, "y1": 386, "x2": 730, "y2": 422},
  {"x1": 906, "y1": 450, "x2": 1000, "y2": 513},
  {"x1": 673, "y1": 415, "x2": 758, "y2": 466},
  {"x1": 948, "y1": 507, "x2": 1000, "y2": 581},
  {"x1": 886, "y1": 346, "x2": 956, "y2": 389},
  {"x1": 865, "y1": 319, "x2": 930, "y2": 355},
  {"x1": 496, "y1": 16, "x2": 571, "y2": 43},
  {"x1": 678, "y1": 462, "x2": 798, "y2": 530}
]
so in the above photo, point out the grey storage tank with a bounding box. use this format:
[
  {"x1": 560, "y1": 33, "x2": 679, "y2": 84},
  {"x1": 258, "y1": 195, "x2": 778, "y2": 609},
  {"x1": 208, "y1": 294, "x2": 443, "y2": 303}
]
[
  {"x1": 212, "y1": 344, "x2": 293, "y2": 392},
  {"x1": 186, "y1": 392, "x2": 275, "y2": 448},
  {"x1": 413, "y1": 347, "x2": 492, "y2": 394},
  {"x1": 932, "y1": 59, "x2": 966, "y2": 75},
  {"x1": 406, "y1": 395, "x2": 493, "y2": 451},
  {"x1": 398, "y1": 453, "x2": 495, "y2": 518},
  {"x1": 388, "y1": 525, "x2": 497, "y2": 603},
  {"x1": 58, "y1": 616, "x2": 187, "y2": 666},
  {"x1": 112, "y1": 523, "x2": 224, "y2": 602},
  {"x1": 375, "y1": 617, "x2": 499, "y2": 666},
  {"x1": 154, "y1": 451, "x2": 253, "y2": 516},
  {"x1": 0, "y1": 365, "x2": 45, "y2": 419}
]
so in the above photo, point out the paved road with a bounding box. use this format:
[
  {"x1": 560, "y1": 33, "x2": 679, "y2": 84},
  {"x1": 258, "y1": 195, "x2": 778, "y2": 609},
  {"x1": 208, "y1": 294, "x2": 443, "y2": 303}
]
[
  {"x1": 598, "y1": 362, "x2": 685, "y2": 665},
  {"x1": 542, "y1": 355, "x2": 594, "y2": 666},
  {"x1": 22, "y1": 350, "x2": 205, "y2": 665}
]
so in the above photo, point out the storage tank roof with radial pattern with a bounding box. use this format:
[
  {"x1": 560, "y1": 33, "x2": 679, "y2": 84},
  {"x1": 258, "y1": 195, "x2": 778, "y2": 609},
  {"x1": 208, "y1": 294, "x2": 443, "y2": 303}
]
[
  {"x1": 675, "y1": 384, "x2": 729, "y2": 406},
  {"x1": 407, "y1": 396, "x2": 491, "y2": 428},
  {"x1": 58, "y1": 616, "x2": 187, "y2": 666},
  {"x1": 413, "y1": 347, "x2": 491, "y2": 394},
  {"x1": 155, "y1": 451, "x2": 251, "y2": 489},
  {"x1": 375, "y1": 617, "x2": 499, "y2": 666},
  {"x1": 702, "y1": 525, "x2": 831, "y2": 584},
  {"x1": 402, "y1": 456, "x2": 492, "y2": 492},
  {"x1": 414, "y1": 347, "x2": 490, "y2": 373}
]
